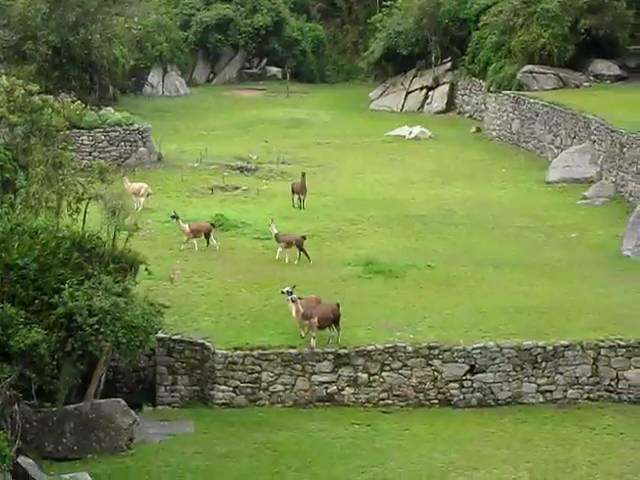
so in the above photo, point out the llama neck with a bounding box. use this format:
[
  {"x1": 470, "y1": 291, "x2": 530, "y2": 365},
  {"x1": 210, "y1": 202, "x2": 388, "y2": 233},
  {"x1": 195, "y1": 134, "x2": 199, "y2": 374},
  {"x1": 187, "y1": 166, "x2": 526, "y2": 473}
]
[
  {"x1": 270, "y1": 225, "x2": 279, "y2": 240},
  {"x1": 292, "y1": 299, "x2": 305, "y2": 317},
  {"x1": 300, "y1": 175, "x2": 306, "y2": 187},
  {"x1": 176, "y1": 218, "x2": 190, "y2": 235}
]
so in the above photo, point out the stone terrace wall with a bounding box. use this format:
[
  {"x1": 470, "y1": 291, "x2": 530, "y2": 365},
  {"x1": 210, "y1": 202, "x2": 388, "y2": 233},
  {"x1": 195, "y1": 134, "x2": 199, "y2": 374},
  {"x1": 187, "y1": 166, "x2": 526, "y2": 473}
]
[
  {"x1": 154, "y1": 336, "x2": 640, "y2": 408},
  {"x1": 452, "y1": 76, "x2": 640, "y2": 203},
  {"x1": 69, "y1": 125, "x2": 158, "y2": 166},
  {"x1": 453, "y1": 76, "x2": 487, "y2": 121}
]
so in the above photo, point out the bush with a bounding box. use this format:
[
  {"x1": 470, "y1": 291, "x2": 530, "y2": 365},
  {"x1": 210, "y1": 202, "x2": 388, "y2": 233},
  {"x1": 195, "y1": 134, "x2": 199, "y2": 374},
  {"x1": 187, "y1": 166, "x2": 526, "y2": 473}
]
[
  {"x1": 0, "y1": 218, "x2": 164, "y2": 406},
  {"x1": 0, "y1": 430, "x2": 11, "y2": 473},
  {"x1": 363, "y1": 0, "x2": 484, "y2": 78},
  {"x1": 465, "y1": 0, "x2": 633, "y2": 90},
  {"x1": 70, "y1": 107, "x2": 138, "y2": 130}
]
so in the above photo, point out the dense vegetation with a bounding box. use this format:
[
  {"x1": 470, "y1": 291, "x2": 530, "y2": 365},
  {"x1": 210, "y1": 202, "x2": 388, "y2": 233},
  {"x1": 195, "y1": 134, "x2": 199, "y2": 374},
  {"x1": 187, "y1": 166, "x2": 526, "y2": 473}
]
[
  {"x1": 0, "y1": 76, "x2": 163, "y2": 468},
  {"x1": 365, "y1": 0, "x2": 635, "y2": 88},
  {"x1": 0, "y1": 0, "x2": 635, "y2": 99}
]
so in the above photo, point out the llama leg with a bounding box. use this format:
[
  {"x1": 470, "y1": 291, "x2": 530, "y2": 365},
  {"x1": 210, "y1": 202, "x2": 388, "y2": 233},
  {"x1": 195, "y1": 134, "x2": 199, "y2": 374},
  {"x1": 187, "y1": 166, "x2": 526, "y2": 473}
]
[
  {"x1": 193, "y1": 239, "x2": 198, "y2": 251},
  {"x1": 302, "y1": 195, "x2": 306, "y2": 210},
  {"x1": 139, "y1": 196, "x2": 146, "y2": 210},
  {"x1": 276, "y1": 247, "x2": 282, "y2": 260},
  {"x1": 295, "y1": 249, "x2": 301, "y2": 265},
  {"x1": 309, "y1": 330, "x2": 317, "y2": 349},
  {"x1": 285, "y1": 251, "x2": 290, "y2": 264},
  {"x1": 291, "y1": 194, "x2": 295, "y2": 208},
  {"x1": 210, "y1": 235, "x2": 220, "y2": 251},
  {"x1": 181, "y1": 238, "x2": 190, "y2": 251}
]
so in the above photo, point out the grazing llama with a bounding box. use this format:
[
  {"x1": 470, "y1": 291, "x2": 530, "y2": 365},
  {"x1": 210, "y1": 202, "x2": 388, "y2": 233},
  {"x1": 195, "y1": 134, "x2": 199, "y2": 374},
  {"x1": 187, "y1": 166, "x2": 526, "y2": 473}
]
[
  {"x1": 170, "y1": 211, "x2": 219, "y2": 251},
  {"x1": 289, "y1": 293, "x2": 341, "y2": 348},
  {"x1": 280, "y1": 285, "x2": 322, "y2": 338},
  {"x1": 269, "y1": 219, "x2": 311, "y2": 264},
  {"x1": 290, "y1": 171, "x2": 307, "y2": 210},
  {"x1": 123, "y1": 176, "x2": 152, "y2": 212}
]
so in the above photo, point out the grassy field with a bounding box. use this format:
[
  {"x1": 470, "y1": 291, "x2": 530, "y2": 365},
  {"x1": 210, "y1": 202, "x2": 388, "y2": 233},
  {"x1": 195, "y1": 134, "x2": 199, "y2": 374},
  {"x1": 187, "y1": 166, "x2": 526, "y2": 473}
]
[
  {"x1": 117, "y1": 83, "x2": 640, "y2": 348},
  {"x1": 48, "y1": 404, "x2": 640, "y2": 479},
  {"x1": 531, "y1": 83, "x2": 640, "y2": 131}
]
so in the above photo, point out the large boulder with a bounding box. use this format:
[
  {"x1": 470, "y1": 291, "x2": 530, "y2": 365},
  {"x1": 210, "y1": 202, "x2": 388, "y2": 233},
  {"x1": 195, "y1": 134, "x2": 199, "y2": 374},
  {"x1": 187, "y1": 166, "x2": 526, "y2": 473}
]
[
  {"x1": 190, "y1": 49, "x2": 212, "y2": 85},
  {"x1": 620, "y1": 47, "x2": 640, "y2": 71},
  {"x1": 265, "y1": 66, "x2": 283, "y2": 80},
  {"x1": 212, "y1": 50, "x2": 247, "y2": 85},
  {"x1": 423, "y1": 83, "x2": 451, "y2": 114},
  {"x1": 213, "y1": 47, "x2": 236, "y2": 77},
  {"x1": 21, "y1": 399, "x2": 139, "y2": 460},
  {"x1": 586, "y1": 58, "x2": 629, "y2": 82},
  {"x1": 545, "y1": 142, "x2": 600, "y2": 184},
  {"x1": 142, "y1": 66, "x2": 190, "y2": 97},
  {"x1": 517, "y1": 65, "x2": 588, "y2": 91},
  {"x1": 622, "y1": 205, "x2": 640, "y2": 258},
  {"x1": 369, "y1": 61, "x2": 454, "y2": 114},
  {"x1": 577, "y1": 180, "x2": 616, "y2": 206}
]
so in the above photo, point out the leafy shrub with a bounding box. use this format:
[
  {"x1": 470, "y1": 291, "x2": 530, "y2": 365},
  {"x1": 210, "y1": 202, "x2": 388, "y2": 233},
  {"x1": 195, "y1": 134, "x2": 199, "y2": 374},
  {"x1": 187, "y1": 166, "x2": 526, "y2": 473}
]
[
  {"x1": 465, "y1": 0, "x2": 633, "y2": 90},
  {"x1": 0, "y1": 218, "x2": 163, "y2": 406},
  {"x1": 70, "y1": 107, "x2": 138, "y2": 130},
  {"x1": 363, "y1": 0, "x2": 485, "y2": 78},
  {"x1": 0, "y1": 430, "x2": 11, "y2": 473}
]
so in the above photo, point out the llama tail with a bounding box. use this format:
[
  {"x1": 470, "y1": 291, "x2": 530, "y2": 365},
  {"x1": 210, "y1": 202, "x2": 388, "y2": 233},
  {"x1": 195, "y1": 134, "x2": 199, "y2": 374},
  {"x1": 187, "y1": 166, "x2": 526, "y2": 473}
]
[
  {"x1": 208, "y1": 222, "x2": 217, "y2": 229},
  {"x1": 301, "y1": 235, "x2": 307, "y2": 240}
]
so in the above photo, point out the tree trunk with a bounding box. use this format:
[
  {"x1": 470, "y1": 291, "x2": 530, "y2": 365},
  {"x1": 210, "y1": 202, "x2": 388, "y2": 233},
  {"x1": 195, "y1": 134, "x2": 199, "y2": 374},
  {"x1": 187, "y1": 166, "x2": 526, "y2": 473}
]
[{"x1": 84, "y1": 346, "x2": 111, "y2": 402}]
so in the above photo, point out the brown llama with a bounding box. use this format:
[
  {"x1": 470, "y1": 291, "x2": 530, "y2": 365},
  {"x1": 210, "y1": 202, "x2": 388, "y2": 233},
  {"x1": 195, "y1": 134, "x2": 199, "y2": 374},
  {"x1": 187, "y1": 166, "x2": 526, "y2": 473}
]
[
  {"x1": 280, "y1": 285, "x2": 322, "y2": 338},
  {"x1": 291, "y1": 171, "x2": 307, "y2": 210},
  {"x1": 170, "y1": 211, "x2": 219, "y2": 251},
  {"x1": 269, "y1": 219, "x2": 312, "y2": 264},
  {"x1": 289, "y1": 294, "x2": 341, "y2": 348}
]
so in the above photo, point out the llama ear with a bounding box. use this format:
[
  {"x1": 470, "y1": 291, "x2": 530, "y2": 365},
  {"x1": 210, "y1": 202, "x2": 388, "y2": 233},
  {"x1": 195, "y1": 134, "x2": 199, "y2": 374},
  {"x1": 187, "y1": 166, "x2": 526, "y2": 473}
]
[{"x1": 291, "y1": 285, "x2": 296, "y2": 290}]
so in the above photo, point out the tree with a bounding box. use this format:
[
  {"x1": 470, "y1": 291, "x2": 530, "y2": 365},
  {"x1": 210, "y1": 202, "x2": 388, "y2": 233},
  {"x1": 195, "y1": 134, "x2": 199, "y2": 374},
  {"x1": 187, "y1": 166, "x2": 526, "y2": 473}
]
[
  {"x1": 0, "y1": 0, "x2": 138, "y2": 104},
  {"x1": 0, "y1": 75, "x2": 85, "y2": 221},
  {"x1": 465, "y1": 0, "x2": 633, "y2": 90},
  {"x1": 0, "y1": 76, "x2": 164, "y2": 408}
]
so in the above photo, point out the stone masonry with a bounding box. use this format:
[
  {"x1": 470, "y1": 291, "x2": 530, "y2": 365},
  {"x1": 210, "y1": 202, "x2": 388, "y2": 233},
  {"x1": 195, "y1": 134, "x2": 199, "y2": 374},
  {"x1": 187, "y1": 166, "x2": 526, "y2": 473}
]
[
  {"x1": 153, "y1": 335, "x2": 640, "y2": 408},
  {"x1": 454, "y1": 77, "x2": 640, "y2": 203},
  {"x1": 69, "y1": 125, "x2": 159, "y2": 167}
]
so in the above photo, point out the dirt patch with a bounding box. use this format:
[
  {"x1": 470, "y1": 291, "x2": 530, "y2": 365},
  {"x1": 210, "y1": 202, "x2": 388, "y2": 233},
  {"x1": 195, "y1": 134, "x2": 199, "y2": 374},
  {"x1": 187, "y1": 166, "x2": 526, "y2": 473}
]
[
  {"x1": 224, "y1": 88, "x2": 267, "y2": 97},
  {"x1": 209, "y1": 183, "x2": 248, "y2": 194}
]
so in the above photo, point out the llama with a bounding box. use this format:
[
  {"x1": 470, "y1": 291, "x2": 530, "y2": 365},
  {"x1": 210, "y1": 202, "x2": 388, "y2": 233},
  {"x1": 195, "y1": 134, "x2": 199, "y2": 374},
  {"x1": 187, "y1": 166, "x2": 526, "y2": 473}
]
[
  {"x1": 170, "y1": 211, "x2": 219, "y2": 251},
  {"x1": 289, "y1": 293, "x2": 341, "y2": 348},
  {"x1": 123, "y1": 176, "x2": 152, "y2": 212},
  {"x1": 269, "y1": 219, "x2": 311, "y2": 264},
  {"x1": 290, "y1": 171, "x2": 307, "y2": 210},
  {"x1": 280, "y1": 285, "x2": 322, "y2": 338}
]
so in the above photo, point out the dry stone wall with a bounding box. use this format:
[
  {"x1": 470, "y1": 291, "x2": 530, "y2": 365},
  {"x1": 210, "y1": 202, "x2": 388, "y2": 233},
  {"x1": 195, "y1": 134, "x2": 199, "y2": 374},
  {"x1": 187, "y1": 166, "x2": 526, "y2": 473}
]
[
  {"x1": 152, "y1": 335, "x2": 640, "y2": 408},
  {"x1": 69, "y1": 125, "x2": 159, "y2": 167},
  {"x1": 453, "y1": 77, "x2": 640, "y2": 203}
]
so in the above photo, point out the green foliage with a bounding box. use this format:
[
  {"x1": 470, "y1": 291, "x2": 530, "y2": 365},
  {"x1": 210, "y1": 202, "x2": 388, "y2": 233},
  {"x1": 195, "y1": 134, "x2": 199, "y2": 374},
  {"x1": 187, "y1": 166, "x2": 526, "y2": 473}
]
[
  {"x1": 0, "y1": 430, "x2": 10, "y2": 472},
  {"x1": 133, "y1": 1, "x2": 189, "y2": 72},
  {"x1": 71, "y1": 108, "x2": 139, "y2": 130},
  {"x1": 363, "y1": 0, "x2": 486, "y2": 77},
  {"x1": 465, "y1": 0, "x2": 633, "y2": 90},
  {"x1": 0, "y1": 75, "x2": 84, "y2": 220},
  {"x1": 0, "y1": 219, "x2": 163, "y2": 405},
  {"x1": 165, "y1": 0, "x2": 329, "y2": 82},
  {"x1": 0, "y1": 0, "x2": 136, "y2": 104}
]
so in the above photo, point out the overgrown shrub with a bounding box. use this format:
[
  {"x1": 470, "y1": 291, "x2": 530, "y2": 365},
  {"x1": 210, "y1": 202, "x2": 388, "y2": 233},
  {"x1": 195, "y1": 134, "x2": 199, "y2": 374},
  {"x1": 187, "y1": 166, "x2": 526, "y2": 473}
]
[
  {"x1": 0, "y1": 219, "x2": 164, "y2": 406},
  {"x1": 71, "y1": 108, "x2": 138, "y2": 130},
  {"x1": 363, "y1": 0, "x2": 487, "y2": 78},
  {"x1": 465, "y1": 0, "x2": 633, "y2": 90},
  {"x1": 0, "y1": 430, "x2": 10, "y2": 473}
]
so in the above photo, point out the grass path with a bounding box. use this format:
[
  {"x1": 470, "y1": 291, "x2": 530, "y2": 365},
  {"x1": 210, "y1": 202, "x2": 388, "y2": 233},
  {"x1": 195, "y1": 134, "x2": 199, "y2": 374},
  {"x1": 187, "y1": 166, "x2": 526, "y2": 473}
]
[
  {"x1": 118, "y1": 83, "x2": 640, "y2": 348},
  {"x1": 49, "y1": 404, "x2": 640, "y2": 479},
  {"x1": 531, "y1": 84, "x2": 640, "y2": 131}
]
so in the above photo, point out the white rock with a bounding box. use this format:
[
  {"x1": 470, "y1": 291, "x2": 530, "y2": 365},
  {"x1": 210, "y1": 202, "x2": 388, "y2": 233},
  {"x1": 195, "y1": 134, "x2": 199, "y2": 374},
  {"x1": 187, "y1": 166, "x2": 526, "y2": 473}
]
[
  {"x1": 586, "y1": 58, "x2": 629, "y2": 82},
  {"x1": 545, "y1": 142, "x2": 600, "y2": 184},
  {"x1": 190, "y1": 49, "x2": 212, "y2": 85},
  {"x1": 212, "y1": 50, "x2": 247, "y2": 85},
  {"x1": 622, "y1": 205, "x2": 640, "y2": 258},
  {"x1": 385, "y1": 125, "x2": 433, "y2": 140}
]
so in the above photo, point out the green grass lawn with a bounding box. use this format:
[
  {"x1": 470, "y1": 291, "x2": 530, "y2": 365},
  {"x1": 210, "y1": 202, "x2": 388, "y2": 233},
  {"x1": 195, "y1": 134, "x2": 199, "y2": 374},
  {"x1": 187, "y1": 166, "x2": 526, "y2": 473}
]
[
  {"x1": 48, "y1": 404, "x2": 640, "y2": 479},
  {"x1": 531, "y1": 83, "x2": 640, "y2": 131},
  {"x1": 117, "y1": 83, "x2": 640, "y2": 348}
]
